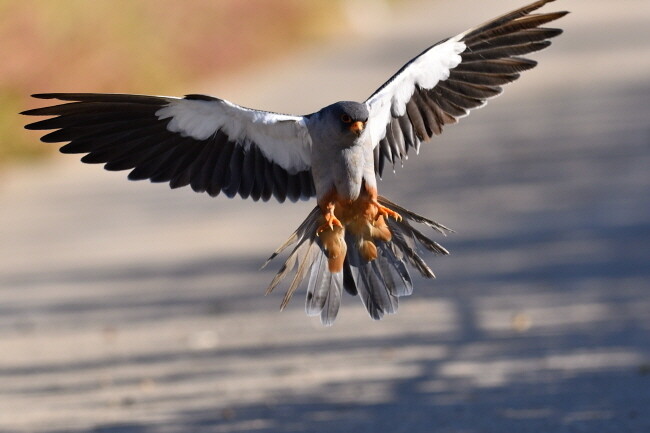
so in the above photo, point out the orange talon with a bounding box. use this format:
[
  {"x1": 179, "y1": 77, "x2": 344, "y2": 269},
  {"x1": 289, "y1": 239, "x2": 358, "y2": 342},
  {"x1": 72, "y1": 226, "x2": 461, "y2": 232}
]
[
  {"x1": 317, "y1": 217, "x2": 343, "y2": 234},
  {"x1": 372, "y1": 200, "x2": 402, "y2": 222},
  {"x1": 317, "y1": 206, "x2": 343, "y2": 234}
]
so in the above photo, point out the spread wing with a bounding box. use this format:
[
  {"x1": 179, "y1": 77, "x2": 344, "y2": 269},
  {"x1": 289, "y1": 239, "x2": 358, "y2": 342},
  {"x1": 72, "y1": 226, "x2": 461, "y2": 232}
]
[
  {"x1": 23, "y1": 93, "x2": 315, "y2": 202},
  {"x1": 365, "y1": 0, "x2": 568, "y2": 176}
]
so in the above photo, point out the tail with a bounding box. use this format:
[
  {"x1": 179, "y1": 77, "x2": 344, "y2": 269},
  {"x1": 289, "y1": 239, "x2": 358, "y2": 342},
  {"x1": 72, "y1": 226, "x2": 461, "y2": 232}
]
[{"x1": 263, "y1": 196, "x2": 452, "y2": 325}]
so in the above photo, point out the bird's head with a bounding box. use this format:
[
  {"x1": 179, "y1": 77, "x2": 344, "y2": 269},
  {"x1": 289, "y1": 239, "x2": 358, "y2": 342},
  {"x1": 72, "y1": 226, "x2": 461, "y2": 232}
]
[{"x1": 322, "y1": 101, "x2": 369, "y2": 140}]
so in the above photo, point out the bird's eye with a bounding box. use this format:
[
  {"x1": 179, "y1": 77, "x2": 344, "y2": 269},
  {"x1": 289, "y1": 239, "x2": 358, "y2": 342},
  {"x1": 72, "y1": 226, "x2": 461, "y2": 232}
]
[{"x1": 341, "y1": 114, "x2": 352, "y2": 123}]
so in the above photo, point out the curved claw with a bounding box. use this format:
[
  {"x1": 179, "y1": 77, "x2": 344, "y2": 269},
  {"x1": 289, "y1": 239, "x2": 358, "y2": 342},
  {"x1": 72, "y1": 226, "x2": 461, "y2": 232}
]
[
  {"x1": 317, "y1": 214, "x2": 343, "y2": 235},
  {"x1": 373, "y1": 200, "x2": 402, "y2": 222}
]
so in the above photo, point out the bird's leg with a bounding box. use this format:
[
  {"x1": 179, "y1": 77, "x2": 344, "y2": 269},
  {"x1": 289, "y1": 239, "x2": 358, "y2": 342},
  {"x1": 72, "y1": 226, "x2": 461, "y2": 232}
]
[
  {"x1": 317, "y1": 202, "x2": 343, "y2": 234},
  {"x1": 371, "y1": 198, "x2": 402, "y2": 222}
]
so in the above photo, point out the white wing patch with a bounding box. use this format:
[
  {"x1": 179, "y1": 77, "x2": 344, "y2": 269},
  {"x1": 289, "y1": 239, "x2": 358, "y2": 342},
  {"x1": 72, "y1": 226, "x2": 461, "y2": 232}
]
[
  {"x1": 365, "y1": 37, "x2": 466, "y2": 146},
  {"x1": 156, "y1": 97, "x2": 312, "y2": 173}
]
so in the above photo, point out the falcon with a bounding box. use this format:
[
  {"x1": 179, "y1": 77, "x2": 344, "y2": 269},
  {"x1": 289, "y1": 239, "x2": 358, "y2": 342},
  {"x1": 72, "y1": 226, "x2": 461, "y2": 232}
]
[{"x1": 22, "y1": 1, "x2": 567, "y2": 325}]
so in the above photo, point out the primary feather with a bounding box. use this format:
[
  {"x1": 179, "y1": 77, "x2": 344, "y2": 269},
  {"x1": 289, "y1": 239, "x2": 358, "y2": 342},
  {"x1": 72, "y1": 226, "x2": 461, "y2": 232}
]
[
  {"x1": 367, "y1": 0, "x2": 567, "y2": 176},
  {"x1": 22, "y1": 1, "x2": 567, "y2": 325}
]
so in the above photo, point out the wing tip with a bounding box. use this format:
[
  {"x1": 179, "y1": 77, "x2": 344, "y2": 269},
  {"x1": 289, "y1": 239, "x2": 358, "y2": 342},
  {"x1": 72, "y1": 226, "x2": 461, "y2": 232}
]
[
  {"x1": 30, "y1": 93, "x2": 81, "y2": 101},
  {"x1": 20, "y1": 106, "x2": 48, "y2": 117},
  {"x1": 184, "y1": 94, "x2": 219, "y2": 102},
  {"x1": 31, "y1": 93, "x2": 58, "y2": 100},
  {"x1": 20, "y1": 94, "x2": 62, "y2": 117},
  {"x1": 542, "y1": 10, "x2": 570, "y2": 23}
]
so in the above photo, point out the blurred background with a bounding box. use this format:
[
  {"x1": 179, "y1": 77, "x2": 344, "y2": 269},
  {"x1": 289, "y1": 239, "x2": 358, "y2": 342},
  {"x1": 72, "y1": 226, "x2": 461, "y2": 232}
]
[
  {"x1": 0, "y1": 0, "x2": 351, "y2": 162},
  {"x1": 1, "y1": 1, "x2": 649, "y2": 432}
]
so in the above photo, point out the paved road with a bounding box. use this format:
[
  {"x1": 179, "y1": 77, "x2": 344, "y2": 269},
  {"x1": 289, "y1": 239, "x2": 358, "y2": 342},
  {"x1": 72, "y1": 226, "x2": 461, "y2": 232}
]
[{"x1": 2, "y1": 1, "x2": 649, "y2": 432}]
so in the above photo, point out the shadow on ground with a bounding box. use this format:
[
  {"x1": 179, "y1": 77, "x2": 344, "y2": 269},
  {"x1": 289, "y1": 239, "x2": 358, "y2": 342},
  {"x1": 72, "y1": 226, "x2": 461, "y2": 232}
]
[{"x1": 1, "y1": 24, "x2": 649, "y2": 433}]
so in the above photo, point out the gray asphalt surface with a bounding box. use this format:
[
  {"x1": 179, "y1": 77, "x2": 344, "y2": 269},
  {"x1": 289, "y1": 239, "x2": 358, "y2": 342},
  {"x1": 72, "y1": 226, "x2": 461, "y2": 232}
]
[{"x1": 2, "y1": 1, "x2": 650, "y2": 432}]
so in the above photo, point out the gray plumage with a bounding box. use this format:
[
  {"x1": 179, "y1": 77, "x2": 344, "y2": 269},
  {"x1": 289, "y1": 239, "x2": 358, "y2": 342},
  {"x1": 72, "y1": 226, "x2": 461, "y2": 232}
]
[
  {"x1": 265, "y1": 197, "x2": 452, "y2": 325},
  {"x1": 22, "y1": 1, "x2": 567, "y2": 325}
]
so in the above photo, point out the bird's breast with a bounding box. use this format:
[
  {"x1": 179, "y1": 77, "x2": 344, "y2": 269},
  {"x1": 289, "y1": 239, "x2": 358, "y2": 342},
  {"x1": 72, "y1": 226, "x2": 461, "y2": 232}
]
[
  {"x1": 311, "y1": 134, "x2": 376, "y2": 204},
  {"x1": 332, "y1": 146, "x2": 365, "y2": 200}
]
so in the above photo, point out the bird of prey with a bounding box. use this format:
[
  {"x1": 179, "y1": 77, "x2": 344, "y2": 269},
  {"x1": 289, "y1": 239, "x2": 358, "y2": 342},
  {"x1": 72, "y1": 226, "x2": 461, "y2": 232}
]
[{"x1": 23, "y1": 0, "x2": 567, "y2": 325}]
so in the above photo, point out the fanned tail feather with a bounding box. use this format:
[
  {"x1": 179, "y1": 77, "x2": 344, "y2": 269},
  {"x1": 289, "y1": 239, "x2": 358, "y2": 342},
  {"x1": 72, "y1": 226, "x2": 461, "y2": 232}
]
[
  {"x1": 345, "y1": 236, "x2": 399, "y2": 320},
  {"x1": 305, "y1": 250, "x2": 344, "y2": 326},
  {"x1": 263, "y1": 206, "x2": 320, "y2": 295},
  {"x1": 266, "y1": 196, "x2": 451, "y2": 325}
]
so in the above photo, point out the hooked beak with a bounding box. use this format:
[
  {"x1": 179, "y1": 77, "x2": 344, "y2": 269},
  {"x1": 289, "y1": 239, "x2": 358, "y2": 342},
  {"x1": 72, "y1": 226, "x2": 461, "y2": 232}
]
[{"x1": 349, "y1": 121, "x2": 365, "y2": 136}]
